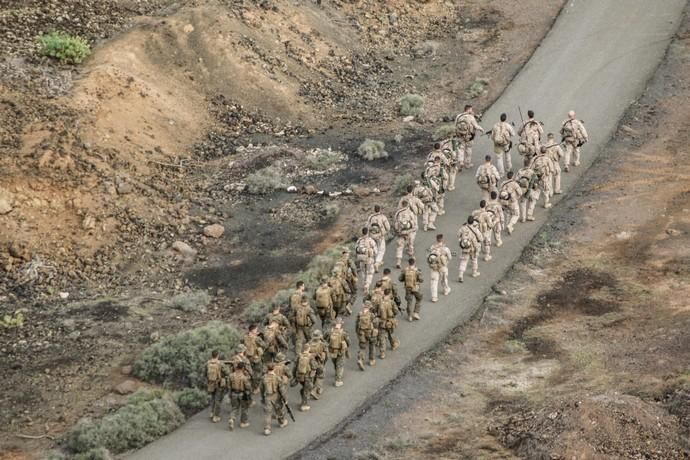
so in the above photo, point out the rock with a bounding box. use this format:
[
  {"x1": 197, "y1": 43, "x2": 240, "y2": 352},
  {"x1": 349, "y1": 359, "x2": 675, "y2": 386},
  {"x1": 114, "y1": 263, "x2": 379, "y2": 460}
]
[
  {"x1": 666, "y1": 228, "x2": 682, "y2": 236},
  {"x1": 394, "y1": 134, "x2": 403, "y2": 143},
  {"x1": 116, "y1": 183, "x2": 133, "y2": 195},
  {"x1": 304, "y1": 185, "x2": 318, "y2": 195},
  {"x1": 203, "y1": 224, "x2": 225, "y2": 238},
  {"x1": 9, "y1": 242, "x2": 31, "y2": 261},
  {"x1": 172, "y1": 241, "x2": 197, "y2": 258},
  {"x1": 58, "y1": 292, "x2": 70, "y2": 300},
  {"x1": 403, "y1": 115, "x2": 415, "y2": 122},
  {"x1": 352, "y1": 186, "x2": 371, "y2": 197},
  {"x1": 82, "y1": 215, "x2": 96, "y2": 230},
  {"x1": 121, "y1": 365, "x2": 133, "y2": 376},
  {"x1": 287, "y1": 185, "x2": 298, "y2": 193},
  {"x1": 150, "y1": 331, "x2": 160, "y2": 342},
  {"x1": 113, "y1": 379, "x2": 139, "y2": 395},
  {"x1": 0, "y1": 198, "x2": 12, "y2": 215}
]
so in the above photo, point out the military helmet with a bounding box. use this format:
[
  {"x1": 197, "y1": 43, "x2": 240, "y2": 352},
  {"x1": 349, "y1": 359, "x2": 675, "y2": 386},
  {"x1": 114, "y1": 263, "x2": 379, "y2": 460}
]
[
  {"x1": 499, "y1": 191, "x2": 510, "y2": 201},
  {"x1": 459, "y1": 238, "x2": 472, "y2": 250},
  {"x1": 237, "y1": 344, "x2": 247, "y2": 353},
  {"x1": 275, "y1": 352, "x2": 287, "y2": 363},
  {"x1": 312, "y1": 329, "x2": 323, "y2": 338}
]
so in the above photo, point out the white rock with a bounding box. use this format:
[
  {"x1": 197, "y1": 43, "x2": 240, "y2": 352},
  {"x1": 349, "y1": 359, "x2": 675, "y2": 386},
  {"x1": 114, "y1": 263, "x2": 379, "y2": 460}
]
[
  {"x1": 203, "y1": 224, "x2": 225, "y2": 239},
  {"x1": 287, "y1": 186, "x2": 298, "y2": 193},
  {"x1": 403, "y1": 115, "x2": 415, "y2": 122},
  {"x1": 59, "y1": 292, "x2": 70, "y2": 299},
  {"x1": 0, "y1": 198, "x2": 12, "y2": 215},
  {"x1": 172, "y1": 241, "x2": 197, "y2": 258}
]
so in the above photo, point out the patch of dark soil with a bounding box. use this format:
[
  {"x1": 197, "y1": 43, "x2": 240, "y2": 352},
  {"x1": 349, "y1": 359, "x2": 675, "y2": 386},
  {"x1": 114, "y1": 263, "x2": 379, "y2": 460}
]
[
  {"x1": 523, "y1": 336, "x2": 560, "y2": 361},
  {"x1": 662, "y1": 257, "x2": 690, "y2": 277},
  {"x1": 70, "y1": 301, "x2": 129, "y2": 322},
  {"x1": 537, "y1": 268, "x2": 619, "y2": 316},
  {"x1": 659, "y1": 383, "x2": 690, "y2": 429}
]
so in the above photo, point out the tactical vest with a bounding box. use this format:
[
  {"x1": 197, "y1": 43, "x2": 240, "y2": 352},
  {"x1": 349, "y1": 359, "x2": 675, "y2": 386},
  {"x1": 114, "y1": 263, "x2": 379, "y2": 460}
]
[
  {"x1": 229, "y1": 372, "x2": 247, "y2": 392},
  {"x1": 295, "y1": 305, "x2": 311, "y2": 327},
  {"x1": 263, "y1": 374, "x2": 279, "y2": 395},
  {"x1": 207, "y1": 359, "x2": 221, "y2": 383},
  {"x1": 358, "y1": 311, "x2": 373, "y2": 331},
  {"x1": 244, "y1": 335, "x2": 259, "y2": 359},
  {"x1": 404, "y1": 268, "x2": 418, "y2": 290},
  {"x1": 329, "y1": 328, "x2": 344, "y2": 350},
  {"x1": 296, "y1": 352, "x2": 311, "y2": 376},
  {"x1": 315, "y1": 287, "x2": 331, "y2": 309}
]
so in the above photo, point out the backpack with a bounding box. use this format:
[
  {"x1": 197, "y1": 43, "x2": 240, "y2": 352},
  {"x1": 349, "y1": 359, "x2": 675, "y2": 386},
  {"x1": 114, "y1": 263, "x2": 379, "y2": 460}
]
[
  {"x1": 207, "y1": 360, "x2": 221, "y2": 383},
  {"x1": 427, "y1": 252, "x2": 441, "y2": 270},
  {"x1": 459, "y1": 238, "x2": 472, "y2": 250},
  {"x1": 358, "y1": 311, "x2": 373, "y2": 331},
  {"x1": 229, "y1": 372, "x2": 246, "y2": 391},
  {"x1": 492, "y1": 123, "x2": 508, "y2": 146},
  {"x1": 355, "y1": 238, "x2": 370, "y2": 260},
  {"x1": 517, "y1": 169, "x2": 534, "y2": 189},
  {"x1": 404, "y1": 268, "x2": 418, "y2": 289},
  {"x1": 244, "y1": 336, "x2": 257, "y2": 358},
  {"x1": 369, "y1": 221, "x2": 382, "y2": 237},
  {"x1": 295, "y1": 305, "x2": 311, "y2": 327},
  {"x1": 315, "y1": 287, "x2": 331, "y2": 309},
  {"x1": 329, "y1": 328, "x2": 343, "y2": 349},
  {"x1": 456, "y1": 114, "x2": 471, "y2": 138},
  {"x1": 395, "y1": 210, "x2": 414, "y2": 232},
  {"x1": 297, "y1": 353, "x2": 311, "y2": 376},
  {"x1": 532, "y1": 156, "x2": 549, "y2": 178},
  {"x1": 561, "y1": 120, "x2": 575, "y2": 139}
]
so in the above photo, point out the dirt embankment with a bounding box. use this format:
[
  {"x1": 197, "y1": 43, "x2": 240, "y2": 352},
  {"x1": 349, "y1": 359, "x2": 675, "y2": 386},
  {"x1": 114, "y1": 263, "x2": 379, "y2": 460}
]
[
  {"x1": 0, "y1": 0, "x2": 564, "y2": 456},
  {"x1": 299, "y1": 9, "x2": 690, "y2": 460}
]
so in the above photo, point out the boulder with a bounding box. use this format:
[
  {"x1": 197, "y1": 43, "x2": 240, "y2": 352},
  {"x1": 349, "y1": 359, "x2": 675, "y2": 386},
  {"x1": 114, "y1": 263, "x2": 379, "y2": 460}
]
[
  {"x1": 113, "y1": 379, "x2": 139, "y2": 395},
  {"x1": 203, "y1": 224, "x2": 225, "y2": 239},
  {"x1": 172, "y1": 241, "x2": 197, "y2": 258}
]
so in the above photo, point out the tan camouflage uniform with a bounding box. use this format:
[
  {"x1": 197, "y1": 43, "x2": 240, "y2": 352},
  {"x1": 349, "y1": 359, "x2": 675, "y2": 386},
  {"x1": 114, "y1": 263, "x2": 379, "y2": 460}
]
[{"x1": 428, "y1": 240, "x2": 452, "y2": 302}]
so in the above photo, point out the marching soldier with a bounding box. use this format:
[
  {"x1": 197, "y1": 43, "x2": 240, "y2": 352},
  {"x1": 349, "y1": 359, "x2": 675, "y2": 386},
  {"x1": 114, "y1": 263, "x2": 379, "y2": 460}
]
[
  {"x1": 292, "y1": 344, "x2": 317, "y2": 412},
  {"x1": 560, "y1": 110, "x2": 589, "y2": 171},
  {"x1": 491, "y1": 113, "x2": 516, "y2": 175},
  {"x1": 377, "y1": 288, "x2": 400, "y2": 358},
  {"x1": 242, "y1": 325, "x2": 266, "y2": 393},
  {"x1": 499, "y1": 171, "x2": 523, "y2": 234},
  {"x1": 355, "y1": 301, "x2": 379, "y2": 369},
  {"x1": 398, "y1": 258, "x2": 423, "y2": 321},
  {"x1": 457, "y1": 216, "x2": 483, "y2": 282},
  {"x1": 428, "y1": 234, "x2": 452, "y2": 303},
  {"x1": 308, "y1": 330, "x2": 328, "y2": 397},
  {"x1": 394, "y1": 200, "x2": 418, "y2": 269},
  {"x1": 261, "y1": 363, "x2": 288, "y2": 436},
  {"x1": 227, "y1": 362, "x2": 252, "y2": 431},
  {"x1": 290, "y1": 295, "x2": 316, "y2": 354},
  {"x1": 518, "y1": 110, "x2": 543, "y2": 166},
  {"x1": 325, "y1": 317, "x2": 350, "y2": 387},
  {"x1": 313, "y1": 277, "x2": 336, "y2": 329},
  {"x1": 206, "y1": 350, "x2": 228, "y2": 423},
  {"x1": 355, "y1": 227, "x2": 378, "y2": 293},
  {"x1": 475, "y1": 155, "x2": 501, "y2": 202},
  {"x1": 367, "y1": 205, "x2": 391, "y2": 273},
  {"x1": 455, "y1": 104, "x2": 484, "y2": 168}
]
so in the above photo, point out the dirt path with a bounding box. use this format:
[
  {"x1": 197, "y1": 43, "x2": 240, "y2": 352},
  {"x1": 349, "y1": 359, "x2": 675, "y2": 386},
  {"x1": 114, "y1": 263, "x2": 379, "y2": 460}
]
[
  {"x1": 300, "y1": 6, "x2": 690, "y2": 458},
  {"x1": 128, "y1": 1, "x2": 687, "y2": 459}
]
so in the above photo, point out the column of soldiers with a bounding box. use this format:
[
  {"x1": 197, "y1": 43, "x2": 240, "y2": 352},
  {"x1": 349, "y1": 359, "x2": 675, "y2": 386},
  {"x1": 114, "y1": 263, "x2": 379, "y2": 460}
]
[{"x1": 206, "y1": 106, "x2": 588, "y2": 436}]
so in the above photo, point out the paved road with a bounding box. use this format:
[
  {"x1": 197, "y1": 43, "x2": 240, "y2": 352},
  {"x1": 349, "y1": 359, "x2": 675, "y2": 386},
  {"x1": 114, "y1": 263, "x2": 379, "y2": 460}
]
[{"x1": 130, "y1": 1, "x2": 686, "y2": 459}]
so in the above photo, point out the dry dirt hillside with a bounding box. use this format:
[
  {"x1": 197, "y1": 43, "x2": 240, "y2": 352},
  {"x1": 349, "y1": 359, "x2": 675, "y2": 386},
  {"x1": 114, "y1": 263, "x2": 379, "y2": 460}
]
[{"x1": 0, "y1": 0, "x2": 564, "y2": 457}]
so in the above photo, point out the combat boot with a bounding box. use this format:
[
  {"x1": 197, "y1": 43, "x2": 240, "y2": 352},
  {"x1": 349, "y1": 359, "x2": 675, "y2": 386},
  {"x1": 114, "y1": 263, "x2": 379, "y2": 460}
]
[
  {"x1": 392, "y1": 340, "x2": 400, "y2": 350},
  {"x1": 264, "y1": 429, "x2": 271, "y2": 436},
  {"x1": 300, "y1": 405, "x2": 311, "y2": 412},
  {"x1": 279, "y1": 419, "x2": 289, "y2": 428},
  {"x1": 357, "y1": 356, "x2": 365, "y2": 371},
  {"x1": 335, "y1": 380, "x2": 344, "y2": 387},
  {"x1": 458, "y1": 275, "x2": 464, "y2": 283},
  {"x1": 212, "y1": 416, "x2": 220, "y2": 423},
  {"x1": 228, "y1": 419, "x2": 234, "y2": 431},
  {"x1": 428, "y1": 223, "x2": 436, "y2": 230},
  {"x1": 379, "y1": 351, "x2": 386, "y2": 359},
  {"x1": 369, "y1": 358, "x2": 376, "y2": 366},
  {"x1": 472, "y1": 271, "x2": 480, "y2": 278},
  {"x1": 240, "y1": 422, "x2": 250, "y2": 428},
  {"x1": 413, "y1": 313, "x2": 420, "y2": 321}
]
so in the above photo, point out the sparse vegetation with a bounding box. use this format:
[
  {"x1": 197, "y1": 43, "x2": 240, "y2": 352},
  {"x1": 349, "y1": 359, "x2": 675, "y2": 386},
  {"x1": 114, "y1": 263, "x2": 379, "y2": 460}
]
[
  {"x1": 303, "y1": 148, "x2": 346, "y2": 172},
  {"x1": 38, "y1": 32, "x2": 91, "y2": 64},
  {"x1": 393, "y1": 174, "x2": 414, "y2": 195},
  {"x1": 133, "y1": 321, "x2": 240, "y2": 388},
  {"x1": 398, "y1": 94, "x2": 425, "y2": 117},
  {"x1": 466, "y1": 78, "x2": 489, "y2": 98},
  {"x1": 357, "y1": 139, "x2": 388, "y2": 161},
  {"x1": 1, "y1": 310, "x2": 25, "y2": 329},
  {"x1": 245, "y1": 165, "x2": 289, "y2": 194},
  {"x1": 412, "y1": 40, "x2": 440, "y2": 58},
  {"x1": 174, "y1": 388, "x2": 209, "y2": 416},
  {"x1": 61, "y1": 391, "x2": 184, "y2": 455},
  {"x1": 164, "y1": 291, "x2": 211, "y2": 313},
  {"x1": 433, "y1": 124, "x2": 456, "y2": 141}
]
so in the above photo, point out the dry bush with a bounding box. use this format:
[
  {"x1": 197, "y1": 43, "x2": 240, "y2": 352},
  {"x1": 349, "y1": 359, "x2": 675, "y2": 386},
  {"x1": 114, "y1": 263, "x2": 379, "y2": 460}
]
[
  {"x1": 357, "y1": 139, "x2": 388, "y2": 161},
  {"x1": 398, "y1": 93, "x2": 425, "y2": 116},
  {"x1": 245, "y1": 165, "x2": 288, "y2": 194}
]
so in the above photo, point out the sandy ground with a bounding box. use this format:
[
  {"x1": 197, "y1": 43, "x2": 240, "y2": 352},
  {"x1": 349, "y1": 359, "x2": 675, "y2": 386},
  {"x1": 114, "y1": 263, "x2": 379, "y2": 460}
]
[{"x1": 298, "y1": 8, "x2": 690, "y2": 459}]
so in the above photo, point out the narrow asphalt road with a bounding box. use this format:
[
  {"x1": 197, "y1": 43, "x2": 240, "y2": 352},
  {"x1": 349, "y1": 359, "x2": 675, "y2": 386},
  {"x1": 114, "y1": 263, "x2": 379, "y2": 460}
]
[{"x1": 130, "y1": 1, "x2": 686, "y2": 459}]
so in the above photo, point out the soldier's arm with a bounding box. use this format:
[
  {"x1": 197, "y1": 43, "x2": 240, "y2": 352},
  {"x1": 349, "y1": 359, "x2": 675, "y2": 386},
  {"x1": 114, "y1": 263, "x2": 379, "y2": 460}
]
[
  {"x1": 398, "y1": 272, "x2": 405, "y2": 282},
  {"x1": 417, "y1": 270, "x2": 424, "y2": 283}
]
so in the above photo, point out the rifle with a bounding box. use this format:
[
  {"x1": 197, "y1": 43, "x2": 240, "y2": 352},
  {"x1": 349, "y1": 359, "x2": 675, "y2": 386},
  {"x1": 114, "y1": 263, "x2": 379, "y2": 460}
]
[{"x1": 276, "y1": 394, "x2": 296, "y2": 422}]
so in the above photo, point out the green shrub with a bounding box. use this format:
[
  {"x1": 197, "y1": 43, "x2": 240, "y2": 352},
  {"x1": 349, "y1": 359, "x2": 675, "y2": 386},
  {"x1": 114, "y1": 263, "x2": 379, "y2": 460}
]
[
  {"x1": 466, "y1": 78, "x2": 489, "y2": 98},
  {"x1": 133, "y1": 321, "x2": 240, "y2": 388},
  {"x1": 164, "y1": 291, "x2": 211, "y2": 313},
  {"x1": 393, "y1": 174, "x2": 413, "y2": 195},
  {"x1": 433, "y1": 124, "x2": 456, "y2": 141},
  {"x1": 74, "y1": 447, "x2": 113, "y2": 460},
  {"x1": 241, "y1": 300, "x2": 271, "y2": 324},
  {"x1": 175, "y1": 388, "x2": 209, "y2": 416},
  {"x1": 245, "y1": 165, "x2": 288, "y2": 194},
  {"x1": 38, "y1": 32, "x2": 91, "y2": 64},
  {"x1": 303, "y1": 148, "x2": 346, "y2": 172},
  {"x1": 357, "y1": 139, "x2": 388, "y2": 161},
  {"x1": 398, "y1": 94, "x2": 425, "y2": 117},
  {"x1": 61, "y1": 393, "x2": 184, "y2": 455}
]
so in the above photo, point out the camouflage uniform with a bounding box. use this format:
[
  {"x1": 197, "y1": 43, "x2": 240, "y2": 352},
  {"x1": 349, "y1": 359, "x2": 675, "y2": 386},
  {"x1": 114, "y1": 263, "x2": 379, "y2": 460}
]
[
  {"x1": 325, "y1": 320, "x2": 350, "y2": 387},
  {"x1": 262, "y1": 322, "x2": 289, "y2": 364},
  {"x1": 491, "y1": 120, "x2": 516, "y2": 175},
  {"x1": 313, "y1": 281, "x2": 336, "y2": 329},
  {"x1": 518, "y1": 118, "x2": 544, "y2": 166},
  {"x1": 355, "y1": 234, "x2": 378, "y2": 293},
  {"x1": 308, "y1": 331, "x2": 328, "y2": 396},
  {"x1": 424, "y1": 159, "x2": 447, "y2": 214},
  {"x1": 412, "y1": 181, "x2": 438, "y2": 231},
  {"x1": 529, "y1": 153, "x2": 556, "y2": 209},
  {"x1": 366, "y1": 211, "x2": 391, "y2": 272},
  {"x1": 290, "y1": 297, "x2": 316, "y2": 354},
  {"x1": 516, "y1": 166, "x2": 539, "y2": 221},
  {"x1": 329, "y1": 273, "x2": 351, "y2": 317},
  {"x1": 292, "y1": 348, "x2": 318, "y2": 411},
  {"x1": 544, "y1": 140, "x2": 564, "y2": 194},
  {"x1": 560, "y1": 116, "x2": 588, "y2": 169},
  {"x1": 428, "y1": 241, "x2": 451, "y2": 302},
  {"x1": 355, "y1": 303, "x2": 379, "y2": 369},
  {"x1": 394, "y1": 205, "x2": 418, "y2": 268},
  {"x1": 486, "y1": 197, "x2": 505, "y2": 247},
  {"x1": 438, "y1": 138, "x2": 460, "y2": 190},
  {"x1": 227, "y1": 365, "x2": 252, "y2": 430},
  {"x1": 263, "y1": 309, "x2": 290, "y2": 336},
  {"x1": 457, "y1": 222, "x2": 483, "y2": 281},
  {"x1": 455, "y1": 111, "x2": 483, "y2": 168},
  {"x1": 475, "y1": 161, "x2": 501, "y2": 202},
  {"x1": 206, "y1": 356, "x2": 229, "y2": 422},
  {"x1": 243, "y1": 332, "x2": 266, "y2": 393},
  {"x1": 377, "y1": 295, "x2": 399, "y2": 358},
  {"x1": 398, "y1": 264, "x2": 423, "y2": 320},
  {"x1": 472, "y1": 206, "x2": 496, "y2": 262},
  {"x1": 499, "y1": 178, "x2": 523, "y2": 233},
  {"x1": 261, "y1": 369, "x2": 288, "y2": 435}
]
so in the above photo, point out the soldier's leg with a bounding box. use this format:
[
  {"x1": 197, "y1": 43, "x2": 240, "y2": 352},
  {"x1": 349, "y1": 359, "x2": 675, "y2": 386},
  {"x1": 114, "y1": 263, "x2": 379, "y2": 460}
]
[
  {"x1": 448, "y1": 165, "x2": 458, "y2": 190},
  {"x1": 554, "y1": 169, "x2": 562, "y2": 194},
  {"x1": 458, "y1": 254, "x2": 469, "y2": 282},
  {"x1": 430, "y1": 270, "x2": 440, "y2": 302},
  {"x1": 429, "y1": 203, "x2": 438, "y2": 227},
  {"x1": 505, "y1": 148, "x2": 513, "y2": 172},
  {"x1": 251, "y1": 361, "x2": 263, "y2": 393},
  {"x1": 240, "y1": 397, "x2": 250, "y2": 427},
  {"x1": 483, "y1": 231, "x2": 492, "y2": 261},
  {"x1": 464, "y1": 141, "x2": 473, "y2": 168},
  {"x1": 375, "y1": 237, "x2": 385, "y2": 266},
  {"x1": 494, "y1": 146, "x2": 505, "y2": 176},
  {"x1": 574, "y1": 146, "x2": 581, "y2": 166},
  {"x1": 495, "y1": 224, "x2": 503, "y2": 246},
  {"x1": 563, "y1": 143, "x2": 573, "y2": 169},
  {"x1": 368, "y1": 336, "x2": 376, "y2": 364},
  {"x1": 407, "y1": 231, "x2": 416, "y2": 256},
  {"x1": 228, "y1": 393, "x2": 238, "y2": 429},
  {"x1": 263, "y1": 400, "x2": 274, "y2": 434},
  {"x1": 519, "y1": 197, "x2": 527, "y2": 223},
  {"x1": 527, "y1": 189, "x2": 540, "y2": 220},
  {"x1": 389, "y1": 327, "x2": 399, "y2": 349},
  {"x1": 543, "y1": 181, "x2": 552, "y2": 208},
  {"x1": 413, "y1": 291, "x2": 423, "y2": 315},
  {"x1": 299, "y1": 381, "x2": 310, "y2": 409},
  {"x1": 276, "y1": 400, "x2": 286, "y2": 427},
  {"x1": 441, "y1": 266, "x2": 450, "y2": 295},
  {"x1": 471, "y1": 253, "x2": 480, "y2": 277},
  {"x1": 357, "y1": 338, "x2": 366, "y2": 371},
  {"x1": 335, "y1": 355, "x2": 344, "y2": 385},
  {"x1": 395, "y1": 237, "x2": 405, "y2": 267},
  {"x1": 211, "y1": 388, "x2": 222, "y2": 419},
  {"x1": 437, "y1": 195, "x2": 445, "y2": 214},
  {"x1": 405, "y1": 290, "x2": 414, "y2": 320},
  {"x1": 378, "y1": 328, "x2": 386, "y2": 357}
]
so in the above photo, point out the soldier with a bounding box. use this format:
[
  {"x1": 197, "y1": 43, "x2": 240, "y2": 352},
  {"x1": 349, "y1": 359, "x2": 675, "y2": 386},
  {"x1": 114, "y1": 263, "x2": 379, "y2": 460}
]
[
  {"x1": 424, "y1": 157, "x2": 447, "y2": 215},
  {"x1": 379, "y1": 267, "x2": 401, "y2": 308},
  {"x1": 227, "y1": 361, "x2": 252, "y2": 431},
  {"x1": 261, "y1": 363, "x2": 288, "y2": 436},
  {"x1": 313, "y1": 278, "x2": 335, "y2": 329},
  {"x1": 428, "y1": 234, "x2": 452, "y2": 303},
  {"x1": 518, "y1": 110, "x2": 544, "y2": 166},
  {"x1": 486, "y1": 191, "x2": 505, "y2": 248},
  {"x1": 394, "y1": 200, "x2": 418, "y2": 269},
  {"x1": 308, "y1": 330, "x2": 328, "y2": 397},
  {"x1": 292, "y1": 344, "x2": 317, "y2": 412},
  {"x1": 399, "y1": 184, "x2": 425, "y2": 219},
  {"x1": 291, "y1": 295, "x2": 316, "y2": 354},
  {"x1": 560, "y1": 110, "x2": 589, "y2": 171},
  {"x1": 491, "y1": 113, "x2": 516, "y2": 175},
  {"x1": 438, "y1": 138, "x2": 460, "y2": 190},
  {"x1": 355, "y1": 301, "x2": 379, "y2": 369},
  {"x1": 475, "y1": 155, "x2": 501, "y2": 202},
  {"x1": 325, "y1": 317, "x2": 350, "y2": 387},
  {"x1": 412, "y1": 180, "x2": 438, "y2": 231},
  {"x1": 206, "y1": 350, "x2": 228, "y2": 423},
  {"x1": 329, "y1": 270, "x2": 351, "y2": 317},
  {"x1": 457, "y1": 216, "x2": 483, "y2": 282},
  {"x1": 263, "y1": 303, "x2": 290, "y2": 336},
  {"x1": 289, "y1": 281, "x2": 306, "y2": 311},
  {"x1": 377, "y1": 288, "x2": 400, "y2": 358},
  {"x1": 366, "y1": 205, "x2": 391, "y2": 272},
  {"x1": 516, "y1": 165, "x2": 538, "y2": 222},
  {"x1": 228, "y1": 344, "x2": 252, "y2": 377},
  {"x1": 340, "y1": 249, "x2": 358, "y2": 295},
  {"x1": 367, "y1": 280, "x2": 385, "y2": 312},
  {"x1": 531, "y1": 147, "x2": 556, "y2": 209},
  {"x1": 355, "y1": 227, "x2": 378, "y2": 293},
  {"x1": 272, "y1": 352, "x2": 291, "y2": 390},
  {"x1": 472, "y1": 200, "x2": 496, "y2": 262},
  {"x1": 455, "y1": 104, "x2": 484, "y2": 169},
  {"x1": 262, "y1": 321, "x2": 289, "y2": 364},
  {"x1": 499, "y1": 171, "x2": 523, "y2": 234},
  {"x1": 398, "y1": 257, "x2": 423, "y2": 321},
  {"x1": 243, "y1": 324, "x2": 266, "y2": 393},
  {"x1": 543, "y1": 133, "x2": 564, "y2": 194},
  {"x1": 427, "y1": 143, "x2": 452, "y2": 193}
]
